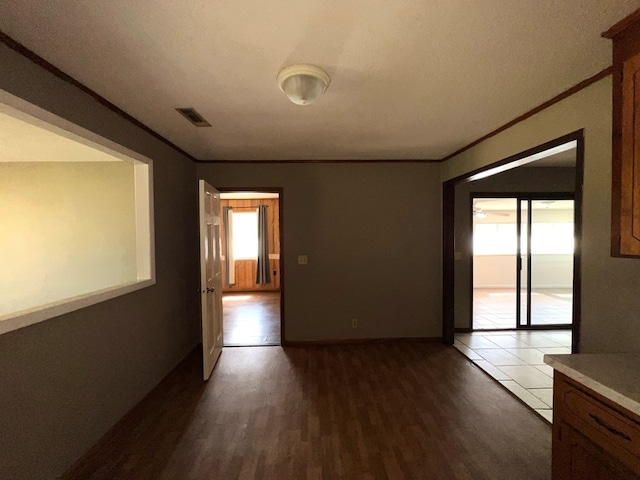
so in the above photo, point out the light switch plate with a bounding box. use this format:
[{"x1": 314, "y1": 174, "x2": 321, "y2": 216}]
[{"x1": 297, "y1": 255, "x2": 308, "y2": 265}]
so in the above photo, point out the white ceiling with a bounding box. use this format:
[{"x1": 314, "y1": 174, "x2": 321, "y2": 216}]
[
  {"x1": 221, "y1": 192, "x2": 279, "y2": 199},
  {"x1": 1, "y1": 1, "x2": 638, "y2": 161}
]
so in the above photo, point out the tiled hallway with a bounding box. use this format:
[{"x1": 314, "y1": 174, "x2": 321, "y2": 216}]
[{"x1": 453, "y1": 330, "x2": 572, "y2": 423}]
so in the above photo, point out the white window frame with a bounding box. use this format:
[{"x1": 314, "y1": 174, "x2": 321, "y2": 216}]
[{"x1": 0, "y1": 90, "x2": 156, "y2": 335}]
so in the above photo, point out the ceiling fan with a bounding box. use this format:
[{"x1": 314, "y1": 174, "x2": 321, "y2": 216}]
[{"x1": 473, "y1": 203, "x2": 511, "y2": 218}]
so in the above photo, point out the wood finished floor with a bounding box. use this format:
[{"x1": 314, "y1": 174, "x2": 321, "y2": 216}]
[
  {"x1": 223, "y1": 292, "x2": 281, "y2": 346},
  {"x1": 63, "y1": 343, "x2": 551, "y2": 480}
]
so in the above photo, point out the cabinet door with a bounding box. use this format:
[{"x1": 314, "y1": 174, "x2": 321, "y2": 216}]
[
  {"x1": 616, "y1": 52, "x2": 640, "y2": 255},
  {"x1": 562, "y1": 424, "x2": 638, "y2": 480}
]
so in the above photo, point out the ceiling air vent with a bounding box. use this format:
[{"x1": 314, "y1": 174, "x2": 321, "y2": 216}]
[{"x1": 175, "y1": 107, "x2": 211, "y2": 127}]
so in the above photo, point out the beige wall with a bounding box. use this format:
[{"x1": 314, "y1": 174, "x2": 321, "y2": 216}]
[
  {"x1": 0, "y1": 162, "x2": 137, "y2": 317},
  {"x1": 198, "y1": 162, "x2": 443, "y2": 341},
  {"x1": 0, "y1": 44, "x2": 200, "y2": 479},
  {"x1": 445, "y1": 77, "x2": 640, "y2": 353}
]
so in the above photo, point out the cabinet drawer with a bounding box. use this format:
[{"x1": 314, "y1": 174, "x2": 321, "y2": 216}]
[{"x1": 562, "y1": 382, "x2": 640, "y2": 460}]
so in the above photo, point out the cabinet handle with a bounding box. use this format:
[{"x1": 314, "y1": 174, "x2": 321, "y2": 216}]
[{"x1": 589, "y1": 413, "x2": 632, "y2": 441}]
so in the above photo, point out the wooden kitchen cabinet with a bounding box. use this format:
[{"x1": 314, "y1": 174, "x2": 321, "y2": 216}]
[
  {"x1": 604, "y1": 10, "x2": 640, "y2": 257},
  {"x1": 553, "y1": 372, "x2": 640, "y2": 479}
]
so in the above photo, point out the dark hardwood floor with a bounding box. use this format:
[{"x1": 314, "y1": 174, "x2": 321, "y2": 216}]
[
  {"x1": 223, "y1": 292, "x2": 280, "y2": 346},
  {"x1": 63, "y1": 343, "x2": 551, "y2": 480}
]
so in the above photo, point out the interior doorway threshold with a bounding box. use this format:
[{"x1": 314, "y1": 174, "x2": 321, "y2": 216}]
[{"x1": 453, "y1": 330, "x2": 572, "y2": 424}]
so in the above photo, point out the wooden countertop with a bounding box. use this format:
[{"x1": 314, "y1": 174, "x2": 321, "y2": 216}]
[{"x1": 544, "y1": 353, "x2": 640, "y2": 416}]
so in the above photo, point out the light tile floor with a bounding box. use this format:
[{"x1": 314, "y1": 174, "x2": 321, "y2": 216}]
[
  {"x1": 474, "y1": 288, "x2": 573, "y2": 329},
  {"x1": 454, "y1": 330, "x2": 572, "y2": 423}
]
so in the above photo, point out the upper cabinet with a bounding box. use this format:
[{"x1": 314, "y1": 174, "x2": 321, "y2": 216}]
[
  {"x1": 604, "y1": 10, "x2": 640, "y2": 257},
  {"x1": 603, "y1": 10, "x2": 640, "y2": 258}
]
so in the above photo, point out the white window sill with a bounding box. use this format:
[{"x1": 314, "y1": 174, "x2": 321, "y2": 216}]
[{"x1": 0, "y1": 279, "x2": 155, "y2": 335}]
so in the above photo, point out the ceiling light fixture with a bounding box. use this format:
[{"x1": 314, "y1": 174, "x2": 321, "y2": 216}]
[{"x1": 277, "y1": 64, "x2": 330, "y2": 106}]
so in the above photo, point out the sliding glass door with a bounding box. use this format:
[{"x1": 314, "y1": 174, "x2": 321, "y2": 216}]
[
  {"x1": 527, "y1": 199, "x2": 575, "y2": 327},
  {"x1": 472, "y1": 198, "x2": 518, "y2": 329},
  {"x1": 472, "y1": 195, "x2": 574, "y2": 330},
  {"x1": 518, "y1": 200, "x2": 529, "y2": 327}
]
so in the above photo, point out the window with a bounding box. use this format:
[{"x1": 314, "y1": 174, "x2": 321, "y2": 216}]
[
  {"x1": 0, "y1": 90, "x2": 155, "y2": 335},
  {"x1": 531, "y1": 223, "x2": 574, "y2": 254},
  {"x1": 474, "y1": 222, "x2": 574, "y2": 255},
  {"x1": 474, "y1": 224, "x2": 517, "y2": 255},
  {"x1": 232, "y1": 211, "x2": 258, "y2": 259}
]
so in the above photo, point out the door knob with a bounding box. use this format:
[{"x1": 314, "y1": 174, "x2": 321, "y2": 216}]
[{"x1": 206, "y1": 287, "x2": 215, "y2": 293}]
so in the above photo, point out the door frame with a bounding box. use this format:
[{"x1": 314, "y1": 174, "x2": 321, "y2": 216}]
[
  {"x1": 470, "y1": 192, "x2": 576, "y2": 331},
  {"x1": 216, "y1": 186, "x2": 285, "y2": 346},
  {"x1": 442, "y1": 130, "x2": 584, "y2": 353}
]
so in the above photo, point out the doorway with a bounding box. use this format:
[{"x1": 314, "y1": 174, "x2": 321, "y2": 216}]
[
  {"x1": 443, "y1": 134, "x2": 583, "y2": 423},
  {"x1": 472, "y1": 195, "x2": 575, "y2": 330},
  {"x1": 442, "y1": 130, "x2": 584, "y2": 352},
  {"x1": 219, "y1": 190, "x2": 283, "y2": 346}
]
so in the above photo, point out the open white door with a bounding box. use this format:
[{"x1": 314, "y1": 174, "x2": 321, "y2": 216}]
[{"x1": 199, "y1": 180, "x2": 223, "y2": 380}]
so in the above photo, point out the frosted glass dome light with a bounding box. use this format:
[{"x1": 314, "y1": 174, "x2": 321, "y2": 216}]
[{"x1": 277, "y1": 64, "x2": 330, "y2": 106}]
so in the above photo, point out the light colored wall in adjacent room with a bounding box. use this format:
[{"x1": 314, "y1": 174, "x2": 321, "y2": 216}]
[
  {"x1": 444, "y1": 77, "x2": 640, "y2": 353},
  {"x1": 473, "y1": 255, "x2": 574, "y2": 288},
  {"x1": 0, "y1": 44, "x2": 200, "y2": 480},
  {"x1": 0, "y1": 162, "x2": 137, "y2": 317},
  {"x1": 197, "y1": 162, "x2": 443, "y2": 341}
]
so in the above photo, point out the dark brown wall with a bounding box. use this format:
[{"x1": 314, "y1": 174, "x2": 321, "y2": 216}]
[
  {"x1": 0, "y1": 44, "x2": 200, "y2": 479},
  {"x1": 221, "y1": 197, "x2": 280, "y2": 292}
]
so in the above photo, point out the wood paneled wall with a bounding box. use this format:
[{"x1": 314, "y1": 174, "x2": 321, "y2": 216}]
[{"x1": 221, "y1": 198, "x2": 280, "y2": 292}]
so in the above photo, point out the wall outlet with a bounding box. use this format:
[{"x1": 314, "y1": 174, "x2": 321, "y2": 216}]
[
  {"x1": 297, "y1": 255, "x2": 308, "y2": 265},
  {"x1": 351, "y1": 318, "x2": 358, "y2": 328}
]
